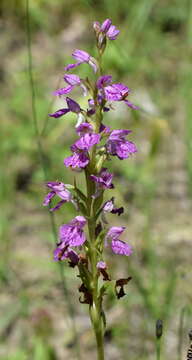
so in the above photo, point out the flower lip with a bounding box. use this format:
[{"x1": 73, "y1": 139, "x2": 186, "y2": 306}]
[
  {"x1": 74, "y1": 133, "x2": 101, "y2": 151},
  {"x1": 106, "y1": 129, "x2": 137, "y2": 160},
  {"x1": 59, "y1": 215, "x2": 87, "y2": 247},
  {"x1": 105, "y1": 226, "x2": 132, "y2": 256},
  {"x1": 111, "y1": 239, "x2": 132, "y2": 256},
  {"x1": 104, "y1": 83, "x2": 130, "y2": 101},
  {"x1": 64, "y1": 152, "x2": 89, "y2": 169}
]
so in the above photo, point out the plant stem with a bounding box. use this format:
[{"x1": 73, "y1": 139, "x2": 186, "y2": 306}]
[
  {"x1": 85, "y1": 167, "x2": 105, "y2": 360},
  {"x1": 156, "y1": 338, "x2": 161, "y2": 360}
]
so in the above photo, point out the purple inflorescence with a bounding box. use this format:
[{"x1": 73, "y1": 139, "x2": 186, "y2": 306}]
[{"x1": 44, "y1": 18, "x2": 138, "y2": 287}]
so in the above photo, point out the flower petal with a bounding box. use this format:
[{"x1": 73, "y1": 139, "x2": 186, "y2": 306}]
[
  {"x1": 50, "y1": 199, "x2": 66, "y2": 212},
  {"x1": 106, "y1": 226, "x2": 125, "y2": 240},
  {"x1": 106, "y1": 25, "x2": 120, "y2": 40},
  {"x1": 53, "y1": 85, "x2": 73, "y2": 96},
  {"x1": 64, "y1": 74, "x2": 81, "y2": 86},
  {"x1": 75, "y1": 133, "x2": 100, "y2": 151},
  {"x1": 101, "y1": 19, "x2": 112, "y2": 32},
  {"x1": 111, "y1": 239, "x2": 132, "y2": 256},
  {"x1": 97, "y1": 261, "x2": 107, "y2": 269},
  {"x1": 124, "y1": 99, "x2": 139, "y2": 110},
  {"x1": 72, "y1": 49, "x2": 90, "y2": 62},
  {"x1": 64, "y1": 62, "x2": 82, "y2": 71},
  {"x1": 43, "y1": 191, "x2": 55, "y2": 206},
  {"x1": 49, "y1": 108, "x2": 70, "y2": 118},
  {"x1": 66, "y1": 97, "x2": 81, "y2": 113},
  {"x1": 96, "y1": 75, "x2": 112, "y2": 89}
]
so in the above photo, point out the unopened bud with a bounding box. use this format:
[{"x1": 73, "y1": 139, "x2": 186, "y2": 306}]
[
  {"x1": 156, "y1": 319, "x2": 163, "y2": 339},
  {"x1": 97, "y1": 33, "x2": 107, "y2": 55},
  {"x1": 93, "y1": 21, "x2": 100, "y2": 35},
  {"x1": 188, "y1": 329, "x2": 192, "y2": 341}
]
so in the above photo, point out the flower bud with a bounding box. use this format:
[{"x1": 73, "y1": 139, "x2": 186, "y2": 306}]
[
  {"x1": 97, "y1": 33, "x2": 107, "y2": 55},
  {"x1": 93, "y1": 21, "x2": 100, "y2": 35},
  {"x1": 100, "y1": 19, "x2": 112, "y2": 33},
  {"x1": 188, "y1": 329, "x2": 192, "y2": 341},
  {"x1": 156, "y1": 319, "x2": 163, "y2": 339}
]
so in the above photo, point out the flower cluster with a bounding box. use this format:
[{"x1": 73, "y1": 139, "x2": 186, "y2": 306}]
[{"x1": 44, "y1": 19, "x2": 138, "y2": 307}]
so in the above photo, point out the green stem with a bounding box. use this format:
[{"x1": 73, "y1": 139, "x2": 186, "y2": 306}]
[
  {"x1": 156, "y1": 338, "x2": 161, "y2": 360},
  {"x1": 82, "y1": 43, "x2": 106, "y2": 360},
  {"x1": 89, "y1": 299, "x2": 104, "y2": 360},
  {"x1": 85, "y1": 167, "x2": 105, "y2": 360},
  {"x1": 98, "y1": 51, "x2": 103, "y2": 76}
]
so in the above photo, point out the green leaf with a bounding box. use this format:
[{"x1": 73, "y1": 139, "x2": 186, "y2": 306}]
[
  {"x1": 78, "y1": 202, "x2": 88, "y2": 216},
  {"x1": 74, "y1": 185, "x2": 87, "y2": 203},
  {"x1": 93, "y1": 192, "x2": 104, "y2": 214}
]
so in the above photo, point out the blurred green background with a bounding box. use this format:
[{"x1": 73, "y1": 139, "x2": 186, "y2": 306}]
[{"x1": 1, "y1": 0, "x2": 192, "y2": 359}]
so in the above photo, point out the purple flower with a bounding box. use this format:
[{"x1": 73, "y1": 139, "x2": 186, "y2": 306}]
[
  {"x1": 54, "y1": 248, "x2": 79, "y2": 265},
  {"x1": 104, "y1": 83, "x2": 130, "y2": 101},
  {"x1": 43, "y1": 181, "x2": 72, "y2": 211},
  {"x1": 64, "y1": 152, "x2": 89, "y2": 169},
  {"x1": 53, "y1": 74, "x2": 87, "y2": 97},
  {"x1": 54, "y1": 216, "x2": 87, "y2": 262},
  {"x1": 95, "y1": 76, "x2": 138, "y2": 111},
  {"x1": 49, "y1": 97, "x2": 81, "y2": 119},
  {"x1": 74, "y1": 133, "x2": 100, "y2": 150},
  {"x1": 90, "y1": 168, "x2": 114, "y2": 189},
  {"x1": 106, "y1": 25, "x2": 120, "y2": 40},
  {"x1": 76, "y1": 122, "x2": 93, "y2": 136},
  {"x1": 103, "y1": 198, "x2": 124, "y2": 216},
  {"x1": 59, "y1": 216, "x2": 86, "y2": 246},
  {"x1": 106, "y1": 129, "x2": 137, "y2": 160},
  {"x1": 93, "y1": 19, "x2": 120, "y2": 40},
  {"x1": 105, "y1": 226, "x2": 132, "y2": 256},
  {"x1": 97, "y1": 261, "x2": 107, "y2": 270},
  {"x1": 64, "y1": 133, "x2": 101, "y2": 169},
  {"x1": 96, "y1": 75, "x2": 112, "y2": 89},
  {"x1": 104, "y1": 83, "x2": 138, "y2": 109},
  {"x1": 64, "y1": 49, "x2": 98, "y2": 73}
]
